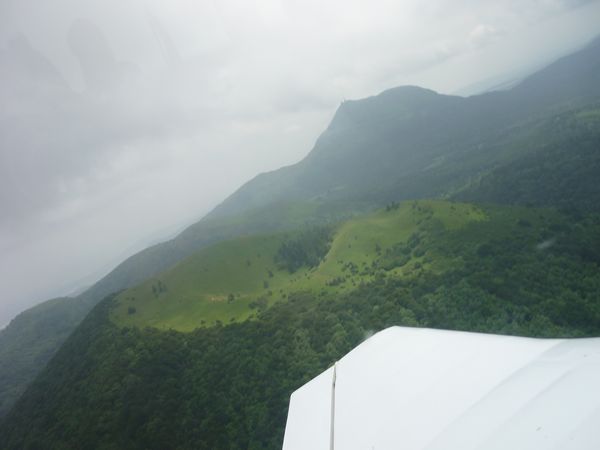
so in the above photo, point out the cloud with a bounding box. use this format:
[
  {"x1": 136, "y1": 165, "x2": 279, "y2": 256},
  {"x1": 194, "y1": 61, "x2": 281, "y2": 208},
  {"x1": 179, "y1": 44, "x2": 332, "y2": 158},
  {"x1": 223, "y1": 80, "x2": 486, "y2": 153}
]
[
  {"x1": 1, "y1": 0, "x2": 599, "y2": 324},
  {"x1": 553, "y1": 0, "x2": 599, "y2": 10},
  {"x1": 469, "y1": 24, "x2": 504, "y2": 47}
]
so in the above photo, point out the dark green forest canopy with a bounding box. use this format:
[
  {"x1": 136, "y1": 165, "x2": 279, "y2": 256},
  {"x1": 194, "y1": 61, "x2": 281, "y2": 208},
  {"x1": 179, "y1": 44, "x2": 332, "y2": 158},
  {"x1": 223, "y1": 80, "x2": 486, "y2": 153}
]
[
  {"x1": 275, "y1": 225, "x2": 335, "y2": 273},
  {"x1": 2, "y1": 205, "x2": 599, "y2": 449},
  {"x1": 454, "y1": 104, "x2": 600, "y2": 212}
]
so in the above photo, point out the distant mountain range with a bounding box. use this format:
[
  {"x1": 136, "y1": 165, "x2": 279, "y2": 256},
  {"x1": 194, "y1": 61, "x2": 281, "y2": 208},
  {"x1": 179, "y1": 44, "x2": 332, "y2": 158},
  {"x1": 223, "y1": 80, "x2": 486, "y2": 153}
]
[{"x1": 0, "y1": 35, "x2": 599, "y2": 447}]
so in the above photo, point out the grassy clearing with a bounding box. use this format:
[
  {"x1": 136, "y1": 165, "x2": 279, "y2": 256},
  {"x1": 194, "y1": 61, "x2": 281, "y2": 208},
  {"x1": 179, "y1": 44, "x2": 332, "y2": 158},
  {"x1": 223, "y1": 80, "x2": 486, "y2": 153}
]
[
  {"x1": 576, "y1": 108, "x2": 600, "y2": 122},
  {"x1": 111, "y1": 200, "x2": 484, "y2": 331}
]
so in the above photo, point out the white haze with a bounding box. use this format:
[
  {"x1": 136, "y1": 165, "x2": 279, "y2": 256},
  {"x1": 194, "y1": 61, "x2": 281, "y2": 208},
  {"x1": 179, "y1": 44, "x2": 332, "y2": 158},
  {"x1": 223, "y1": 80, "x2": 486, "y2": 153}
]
[{"x1": 1, "y1": 0, "x2": 599, "y2": 327}]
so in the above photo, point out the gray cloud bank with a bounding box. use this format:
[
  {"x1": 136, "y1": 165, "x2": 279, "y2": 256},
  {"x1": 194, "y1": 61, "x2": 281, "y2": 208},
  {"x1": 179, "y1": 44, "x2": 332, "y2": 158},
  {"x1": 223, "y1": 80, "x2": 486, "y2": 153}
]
[{"x1": 1, "y1": 0, "x2": 599, "y2": 326}]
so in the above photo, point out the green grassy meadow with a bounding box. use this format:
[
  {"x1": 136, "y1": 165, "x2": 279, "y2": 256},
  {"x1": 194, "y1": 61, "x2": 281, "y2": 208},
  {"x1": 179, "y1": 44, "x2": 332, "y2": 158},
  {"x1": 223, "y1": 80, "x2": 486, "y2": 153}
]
[{"x1": 112, "y1": 200, "x2": 486, "y2": 331}]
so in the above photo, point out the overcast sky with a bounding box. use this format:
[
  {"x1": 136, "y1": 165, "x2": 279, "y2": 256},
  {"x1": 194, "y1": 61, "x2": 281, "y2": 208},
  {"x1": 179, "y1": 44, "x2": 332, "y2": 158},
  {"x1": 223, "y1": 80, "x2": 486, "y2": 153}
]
[{"x1": 1, "y1": 0, "x2": 599, "y2": 327}]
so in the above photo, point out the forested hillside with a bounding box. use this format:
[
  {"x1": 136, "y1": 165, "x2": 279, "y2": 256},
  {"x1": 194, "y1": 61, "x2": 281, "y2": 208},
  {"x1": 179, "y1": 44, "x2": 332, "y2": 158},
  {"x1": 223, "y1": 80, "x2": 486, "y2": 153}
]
[
  {"x1": 0, "y1": 297, "x2": 88, "y2": 417},
  {"x1": 455, "y1": 105, "x2": 600, "y2": 211},
  {"x1": 0, "y1": 201, "x2": 344, "y2": 417},
  {"x1": 206, "y1": 36, "x2": 600, "y2": 219},
  {"x1": 1, "y1": 202, "x2": 599, "y2": 449}
]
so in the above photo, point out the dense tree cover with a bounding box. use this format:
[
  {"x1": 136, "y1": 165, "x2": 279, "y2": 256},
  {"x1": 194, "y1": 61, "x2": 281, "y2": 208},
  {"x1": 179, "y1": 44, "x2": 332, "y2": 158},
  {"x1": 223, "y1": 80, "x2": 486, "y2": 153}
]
[
  {"x1": 2, "y1": 207, "x2": 599, "y2": 449},
  {"x1": 455, "y1": 106, "x2": 600, "y2": 212},
  {"x1": 275, "y1": 225, "x2": 334, "y2": 273},
  {"x1": 376, "y1": 209, "x2": 600, "y2": 336},
  {"x1": 0, "y1": 201, "x2": 340, "y2": 417},
  {"x1": 0, "y1": 295, "x2": 355, "y2": 450}
]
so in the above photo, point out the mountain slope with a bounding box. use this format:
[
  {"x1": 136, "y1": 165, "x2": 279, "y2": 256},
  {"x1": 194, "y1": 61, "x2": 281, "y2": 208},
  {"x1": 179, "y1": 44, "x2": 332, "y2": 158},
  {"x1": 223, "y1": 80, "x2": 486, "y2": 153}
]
[
  {"x1": 0, "y1": 297, "x2": 88, "y2": 417},
  {"x1": 0, "y1": 201, "x2": 339, "y2": 417},
  {"x1": 1, "y1": 201, "x2": 599, "y2": 449},
  {"x1": 208, "y1": 36, "x2": 600, "y2": 220},
  {"x1": 111, "y1": 201, "x2": 483, "y2": 331},
  {"x1": 454, "y1": 104, "x2": 600, "y2": 210},
  {"x1": 1, "y1": 35, "x2": 600, "y2": 418}
]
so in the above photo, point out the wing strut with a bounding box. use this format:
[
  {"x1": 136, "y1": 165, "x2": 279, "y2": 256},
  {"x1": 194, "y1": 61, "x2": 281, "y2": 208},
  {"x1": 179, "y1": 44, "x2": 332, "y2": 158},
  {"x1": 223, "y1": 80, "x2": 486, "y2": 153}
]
[{"x1": 330, "y1": 362, "x2": 337, "y2": 450}]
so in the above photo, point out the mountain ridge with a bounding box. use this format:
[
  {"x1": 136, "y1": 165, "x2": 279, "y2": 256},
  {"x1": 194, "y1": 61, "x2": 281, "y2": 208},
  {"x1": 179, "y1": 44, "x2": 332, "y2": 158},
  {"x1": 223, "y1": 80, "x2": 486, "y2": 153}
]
[
  {"x1": 1, "y1": 35, "x2": 599, "y2": 418},
  {"x1": 2, "y1": 199, "x2": 600, "y2": 449}
]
